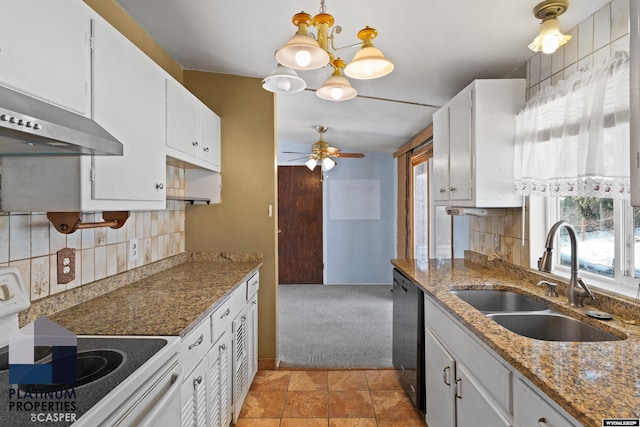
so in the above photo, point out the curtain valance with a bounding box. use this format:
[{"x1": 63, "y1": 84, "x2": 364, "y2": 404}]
[{"x1": 514, "y1": 51, "x2": 630, "y2": 199}]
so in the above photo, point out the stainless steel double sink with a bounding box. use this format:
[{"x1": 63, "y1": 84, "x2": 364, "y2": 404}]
[{"x1": 450, "y1": 289, "x2": 623, "y2": 342}]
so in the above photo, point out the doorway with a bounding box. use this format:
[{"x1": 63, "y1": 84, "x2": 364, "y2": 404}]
[{"x1": 277, "y1": 166, "x2": 323, "y2": 284}]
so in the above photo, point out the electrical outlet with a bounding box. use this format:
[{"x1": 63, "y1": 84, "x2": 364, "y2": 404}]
[
  {"x1": 129, "y1": 239, "x2": 139, "y2": 262},
  {"x1": 57, "y1": 248, "x2": 75, "y2": 284}
]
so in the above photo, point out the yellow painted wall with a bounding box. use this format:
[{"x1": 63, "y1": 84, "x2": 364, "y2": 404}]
[
  {"x1": 83, "y1": 0, "x2": 183, "y2": 83},
  {"x1": 183, "y1": 71, "x2": 278, "y2": 359}
]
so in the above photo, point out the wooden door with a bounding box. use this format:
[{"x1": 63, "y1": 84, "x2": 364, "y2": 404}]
[{"x1": 278, "y1": 166, "x2": 323, "y2": 284}]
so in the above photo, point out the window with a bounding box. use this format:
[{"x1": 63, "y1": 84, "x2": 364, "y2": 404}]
[
  {"x1": 541, "y1": 196, "x2": 639, "y2": 297},
  {"x1": 413, "y1": 161, "x2": 428, "y2": 259}
]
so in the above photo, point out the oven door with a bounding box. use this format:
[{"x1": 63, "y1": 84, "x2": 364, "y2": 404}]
[{"x1": 106, "y1": 354, "x2": 182, "y2": 427}]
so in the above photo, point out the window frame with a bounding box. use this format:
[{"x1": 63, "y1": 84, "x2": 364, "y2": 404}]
[{"x1": 529, "y1": 196, "x2": 639, "y2": 299}]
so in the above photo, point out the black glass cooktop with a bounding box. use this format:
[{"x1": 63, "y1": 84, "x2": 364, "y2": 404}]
[{"x1": 0, "y1": 337, "x2": 167, "y2": 427}]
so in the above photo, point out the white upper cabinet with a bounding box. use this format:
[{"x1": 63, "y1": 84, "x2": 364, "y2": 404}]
[
  {"x1": 1, "y1": 10, "x2": 166, "y2": 213},
  {"x1": 90, "y1": 18, "x2": 166, "y2": 206},
  {"x1": 166, "y1": 78, "x2": 221, "y2": 172},
  {"x1": 0, "y1": 0, "x2": 91, "y2": 116},
  {"x1": 432, "y1": 79, "x2": 525, "y2": 208}
]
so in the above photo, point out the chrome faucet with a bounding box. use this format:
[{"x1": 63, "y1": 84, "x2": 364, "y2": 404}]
[{"x1": 538, "y1": 220, "x2": 596, "y2": 307}]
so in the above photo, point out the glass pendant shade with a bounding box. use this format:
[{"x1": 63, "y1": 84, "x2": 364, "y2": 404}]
[
  {"x1": 276, "y1": 34, "x2": 330, "y2": 70},
  {"x1": 321, "y1": 157, "x2": 336, "y2": 171},
  {"x1": 305, "y1": 158, "x2": 317, "y2": 170},
  {"x1": 528, "y1": 17, "x2": 571, "y2": 54},
  {"x1": 316, "y1": 75, "x2": 357, "y2": 101},
  {"x1": 262, "y1": 65, "x2": 307, "y2": 93},
  {"x1": 344, "y1": 46, "x2": 394, "y2": 79}
]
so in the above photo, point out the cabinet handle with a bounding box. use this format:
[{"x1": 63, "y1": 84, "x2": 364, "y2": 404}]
[
  {"x1": 450, "y1": 187, "x2": 456, "y2": 192},
  {"x1": 537, "y1": 418, "x2": 547, "y2": 427},
  {"x1": 442, "y1": 366, "x2": 451, "y2": 386},
  {"x1": 192, "y1": 141, "x2": 199, "y2": 147},
  {"x1": 156, "y1": 183, "x2": 164, "y2": 190},
  {"x1": 188, "y1": 333, "x2": 204, "y2": 350},
  {"x1": 194, "y1": 375, "x2": 203, "y2": 386},
  {"x1": 455, "y1": 378, "x2": 462, "y2": 399},
  {"x1": 439, "y1": 188, "x2": 446, "y2": 193},
  {"x1": 401, "y1": 285, "x2": 408, "y2": 294},
  {"x1": 220, "y1": 308, "x2": 231, "y2": 319},
  {"x1": 203, "y1": 147, "x2": 210, "y2": 152}
]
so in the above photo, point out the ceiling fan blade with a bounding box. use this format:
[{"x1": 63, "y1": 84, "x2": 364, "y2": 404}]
[
  {"x1": 332, "y1": 153, "x2": 365, "y2": 158},
  {"x1": 282, "y1": 151, "x2": 309, "y2": 155}
]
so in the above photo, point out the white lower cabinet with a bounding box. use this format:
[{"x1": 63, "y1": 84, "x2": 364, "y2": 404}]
[
  {"x1": 181, "y1": 272, "x2": 259, "y2": 427},
  {"x1": 514, "y1": 379, "x2": 578, "y2": 427},
  {"x1": 424, "y1": 294, "x2": 579, "y2": 427},
  {"x1": 207, "y1": 333, "x2": 232, "y2": 427},
  {"x1": 425, "y1": 328, "x2": 511, "y2": 427}
]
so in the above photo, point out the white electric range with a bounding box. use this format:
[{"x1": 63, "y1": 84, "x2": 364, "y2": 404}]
[{"x1": 0, "y1": 268, "x2": 182, "y2": 426}]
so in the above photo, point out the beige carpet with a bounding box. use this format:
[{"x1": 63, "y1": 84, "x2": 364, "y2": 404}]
[{"x1": 278, "y1": 284, "x2": 393, "y2": 368}]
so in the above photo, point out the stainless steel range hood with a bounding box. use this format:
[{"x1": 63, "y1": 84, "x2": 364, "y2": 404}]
[{"x1": 0, "y1": 86, "x2": 123, "y2": 156}]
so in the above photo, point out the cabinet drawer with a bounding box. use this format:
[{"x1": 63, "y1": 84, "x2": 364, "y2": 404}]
[
  {"x1": 514, "y1": 379, "x2": 577, "y2": 427},
  {"x1": 425, "y1": 296, "x2": 512, "y2": 414},
  {"x1": 212, "y1": 286, "x2": 245, "y2": 343},
  {"x1": 181, "y1": 319, "x2": 212, "y2": 376},
  {"x1": 247, "y1": 272, "x2": 259, "y2": 300}
]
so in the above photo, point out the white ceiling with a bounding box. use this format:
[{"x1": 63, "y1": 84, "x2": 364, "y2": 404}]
[{"x1": 114, "y1": 0, "x2": 609, "y2": 154}]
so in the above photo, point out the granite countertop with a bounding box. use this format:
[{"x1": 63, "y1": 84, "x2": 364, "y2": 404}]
[
  {"x1": 50, "y1": 258, "x2": 262, "y2": 338},
  {"x1": 392, "y1": 258, "x2": 640, "y2": 427}
]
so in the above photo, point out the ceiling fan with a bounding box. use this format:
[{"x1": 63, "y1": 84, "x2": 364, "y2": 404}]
[{"x1": 285, "y1": 125, "x2": 365, "y2": 171}]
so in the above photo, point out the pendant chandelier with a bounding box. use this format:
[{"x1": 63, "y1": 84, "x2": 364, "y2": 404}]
[{"x1": 262, "y1": 0, "x2": 394, "y2": 101}]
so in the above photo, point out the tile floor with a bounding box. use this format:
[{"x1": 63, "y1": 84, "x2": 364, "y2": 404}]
[{"x1": 236, "y1": 369, "x2": 427, "y2": 427}]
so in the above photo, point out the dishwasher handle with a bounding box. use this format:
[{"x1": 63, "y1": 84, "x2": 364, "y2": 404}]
[{"x1": 136, "y1": 362, "x2": 184, "y2": 427}]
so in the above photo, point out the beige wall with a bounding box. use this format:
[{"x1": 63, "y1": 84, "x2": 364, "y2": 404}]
[{"x1": 182, "y1": 71, "x2": 278, "y2": 359}]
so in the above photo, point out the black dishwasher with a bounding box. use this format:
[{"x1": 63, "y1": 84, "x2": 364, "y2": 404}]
[{"x1": 392, "y1": 268, "x2": 425, "y2": 412}]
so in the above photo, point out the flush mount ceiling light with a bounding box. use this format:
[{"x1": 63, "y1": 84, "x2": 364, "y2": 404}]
[
  {"x1": 528, "y1": 0, "x2": 572, "y2": 54},
  {"x1": 262, "y1": 64, "x2": 307, "y2": 93},
  {"x1": 267, "y1": 0, "x2": 394, "y2": 101}
]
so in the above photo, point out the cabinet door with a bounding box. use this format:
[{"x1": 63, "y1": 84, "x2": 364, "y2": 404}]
[
  {"x1": 232, "y1": 312, "x2": 249, "y2": 423},
  {"x1": 432, "y1": 106, "x2": 451, "y2": 202},
  {"x1": 0, "y1": 0, "x2": 91, "y2": 116},
  {"x1": 425, "y1": 329, "x2": 456, "y2": 427},
  {"x1": 91, "y1": 18, "x2": 165, "y2": 204},
  {"x1": 247, "y1": 295, "x2": 259, "y2": 383},
  {"x1": 199, "y1": 105, "x2": 221, "y2": 171},
  {"x1": 455, "y1": 364, "x2": 512, "y2": 427},
  {"x1": 166, "y1": 78, "x2": 200, "y2": 157},
  {"x1": 181, "y1": 358, "x2": 208, "y2": 427},
  {"x1": 448, "y1": 87, "x2": 473, "y2": 202},
  {"x1": 208, "y1": 333, "x2": 232, "y2": 427}
]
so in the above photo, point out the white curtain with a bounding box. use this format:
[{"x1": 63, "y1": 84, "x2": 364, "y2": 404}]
[{"x1": 514, "y1": 51, "x2": 630, "y2": 199}]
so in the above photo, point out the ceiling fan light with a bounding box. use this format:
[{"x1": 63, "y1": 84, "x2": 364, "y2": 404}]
[
  {"x1": 321, "y1": 157, "x2": 336, "y2": 171},
  {"x1": 316, "y1": 75, "x2": 357, "y2": 101},
  {"x1": 276, "y1": 33, "x2": 329, "y2": 70},
  {"x1": 344, "y1": 47, "x2": 394, "y2": 79},
  {"x1": 305, "y1": 158, "x2": 317, "y2": 170},
  {"x1": 262, "y1": 65, "x2": 307, "y2": 93}
]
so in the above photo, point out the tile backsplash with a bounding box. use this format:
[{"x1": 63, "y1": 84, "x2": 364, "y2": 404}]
[
  {"x1": 2, "y1": 164, "x2": 186, "y2": 302},
  {"x1": 470, "y1": 0, "x2": 629, "y2": 268}
]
